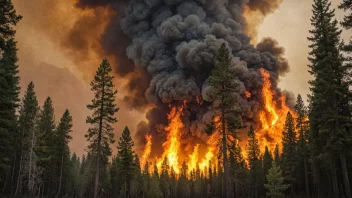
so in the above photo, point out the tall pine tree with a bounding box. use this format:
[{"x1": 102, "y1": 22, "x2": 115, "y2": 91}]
[
  {"x1": 281, "y1": 112, "x2": 297, "y2": 195},
  {"x1": 116, "y1": 127, "x2": 135, "y2": 197},
  {"x1": 308, "y1": 0, "x2": 352, "y2": 197},
  {"x1": 295, "y1": 94, "x2": 310, "y2": 197},
  {"x1": 246, "y1": 124, "x2": 262, "y2": 198},
  {"x1": 54, "y1": 109, "x2": 73, "y2": 198},
  {"x1": 207, "y1": 43, "x2": 242, "y2": 197},
  {"x1": 36, "y1": 97, "x2": 56, "y2": 196},
  {"x1": 15, "y1": 82, "x2": 39, "y2": 195},
  {"x1": 86, "y1": 59, "x2": 119, "y2": 198},
  {"x1": 0, "y1": 0, "x2": 22, "y2": 189}
]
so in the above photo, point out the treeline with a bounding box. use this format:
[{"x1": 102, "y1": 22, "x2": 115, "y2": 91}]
[{"x1": 0, "y1": 0, "x2": 351, "y2": 198}]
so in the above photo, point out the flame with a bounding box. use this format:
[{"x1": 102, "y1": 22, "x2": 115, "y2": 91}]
[
  {"x1": 156, "y1": 104, "x2": 185, "y2": 174},
  {"x1": 196, "y1": 95, "x2": 203, "y2": 105},
  {"x1": 245, "y1": 91, "x2": 252, "y2": 99},
  {"x1": 140, "y1": 134, "x2": 152, "y2": 170},
  {"x1": 187, "y1": 144, "x2": 200, "y2": 173},
  {"x1": 257, "y1": 68, "x2": 296, "y2": 153}
]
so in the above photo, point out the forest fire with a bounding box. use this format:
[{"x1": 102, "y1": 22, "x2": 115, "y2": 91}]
[
  {"x1": 257, "y1": 68, "x2": 296, "y2": 153},
  {"x1": 141, "y1": 68, "x2": 296, "y2": 175},
  {"x1": 140, "y1": 134, "x2": 152, "y2": 170}
]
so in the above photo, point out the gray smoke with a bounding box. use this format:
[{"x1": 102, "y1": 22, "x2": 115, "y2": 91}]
[{"x1": 76, "y1": 0, "x2": 290, "y2": 154}]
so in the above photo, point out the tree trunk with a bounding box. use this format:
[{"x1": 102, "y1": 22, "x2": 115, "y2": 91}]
[
  {"x1": 340, "y1": 153, "x2": 352, "y2": 198},
  {"x1": 330, "y1": 159, "x2": 339, "y2": 198},
  {"x1": 304, "y1": 156, "x2": 310, "y2": 198},
  {"x1": 94, "y1": 79, "x2": 105, "y2": 198},
  {"x1": 221, "y1": 107, "x2": 228, "y2": 198},
  {"x1": 56, "y1": 155, "x2": 64, "y2": 198}
]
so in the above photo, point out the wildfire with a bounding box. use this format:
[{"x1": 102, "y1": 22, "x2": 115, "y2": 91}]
[
  {"x1": 142, "y1": 69, "x2": 295, "y2": 175},
  {"x1": 257, "y1": 68, "x2": 296, "y2": 153},
  {"x1": 140, "y1": 134, "x2": 152, "y2": 170},
  {"x1": 156, "y1": 104, "x2": 185, "y2": 174}
]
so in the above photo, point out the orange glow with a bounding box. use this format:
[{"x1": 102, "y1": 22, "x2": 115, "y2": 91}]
[
  {"x1": 257, "y1": 68, "x2": 296, "y2": 153},
  {"x1": 196, "y1": 95, "x2": 203, "y2": 105},
  {"x1": 245, "y1": 91, "x2": 252, "y2": 99},
  {"x1": 156, "y1": 104, "x2": 185, "y2": 174},
  {"x1": 140, "y1": 134, "x2": 152, "y2": 170},
  {"x1": 187, "y1": 144, "x2": 200, "y2": 173}
]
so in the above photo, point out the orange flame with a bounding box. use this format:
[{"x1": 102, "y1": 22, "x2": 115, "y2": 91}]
[
  {"x1": 156, "y1": 104, "x2": 185, "y2": 174},
  {"x1": 187, "y1": 144, "x2": 200, "y2": 173},
  {"x1": 140, "y1": 134, "x2": 152, "y2": 170},
  {"x1": 245, "y1": 91, "x2": 252, "y2": 99},
  {"x1": 257, "y1": 68, "x2": 296, "y2": 153}
]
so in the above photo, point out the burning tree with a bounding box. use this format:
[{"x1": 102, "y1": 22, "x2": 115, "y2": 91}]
[{"x1": 85, "y1": 59, "x2": 119, "y2": 198}]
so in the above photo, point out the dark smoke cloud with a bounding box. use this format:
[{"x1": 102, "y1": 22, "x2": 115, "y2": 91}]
[{"x1": 74, "y1": 0, "x2": 288, "y2": 155}]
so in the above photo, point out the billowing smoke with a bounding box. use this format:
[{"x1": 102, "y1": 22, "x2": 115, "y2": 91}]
[{"x1": 73, "y1": 0, "x2": 290, "y2": 155}]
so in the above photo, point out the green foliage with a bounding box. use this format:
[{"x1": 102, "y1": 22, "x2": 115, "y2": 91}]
[
  {"x1": 265, "y1": 161, "x2": 289, "y2": 198},
  {"x1": 281, "y1": 112, "x2": 297, "y2": 185},
  {"x1": 116, "y1": 127, "x2": 135, "y2": 197},
  {"x1": 0, "y1": 0, "x2": 21, "y2": 184},
  {"x1": 85, "y1": 59, "x2": 119, "y2": 197},
  {"x1": 263, "y1": 146, "x2": 273, "y2": 177}
]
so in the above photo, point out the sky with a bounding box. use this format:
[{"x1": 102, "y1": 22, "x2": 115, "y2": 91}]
[{"x1": 12, "y1": 0, "x2": 351, "y2": 157}]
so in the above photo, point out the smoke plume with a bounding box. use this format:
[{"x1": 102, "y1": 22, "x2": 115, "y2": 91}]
[{"x1": 71, "y1": 0, "x2": 290, "y2": 154}]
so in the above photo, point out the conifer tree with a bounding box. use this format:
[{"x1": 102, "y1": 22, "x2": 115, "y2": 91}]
[
  {"x1": 246, "y1": 125, "x2": 262, "y2": 198},
  {"x1": 54, "y1": 109, "x2": 73, "y2": 198},
  {"x1": 207, "y1": 43, "x2": 242, "y2": 197},
  {"x1": 281, "y1": 112, "x2": 297, "y2": 195},
  {"x1": 116, "y1": 127, "x2": 135, "y2": 197},
  {"x1": 263, "y1": 146, "x2": 273, "y2": 177},
  {"x1": 264, "y1": 161, "x2": 289, "y2": 198},
  {"x1": 308, "y1": 0, "x2": 352, "y2": 197},
  {"x1": 0, "y1": 0, "x2": 22, "y2": 187},
  {"x1": 339, "y1": 0, "x2": 352, "y2": 63},
  {"x1": 15, "y1": 82, "x2": 39, "y2": 195},
  {"x1": 274, "y1": 144, "x2": 280, "y2": 166},
  {"x1": 86, "y1": 59, "x2": 119, "y2": 198},
  {"x1": 295, "y1": 94, "x2": 310, "y2": 197},
  {"x1": 36, "y1": 97, "x2": 56, "y2": 195},
  {"x1": 148, "y1": 164, "x2": 162, "y2": 198}
]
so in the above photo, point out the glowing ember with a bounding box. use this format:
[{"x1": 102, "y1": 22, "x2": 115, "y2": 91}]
[
  {"x1": 140, "y1": 134, "x2": 152, "y2": 170},
  {"x1": 245, "y1": 91, "x2": 252, "y2": 99},
  {"x1": 257, "y1": 68, "x2": 296, "y2": 153}
]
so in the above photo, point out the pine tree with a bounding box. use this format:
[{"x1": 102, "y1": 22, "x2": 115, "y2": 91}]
[
  {"x1": 281, "y1": 112, "x2": 297, "y2": 195},
  {"x1": 0, "y1": 0, "x2": 22, "y2": 189},
  {"x1": 263, "y1": 146, "x2": 273, "y2": 177},
  {"x1": 15, "y1": 82, "x2": 39, "y2": 195},
  {"x1": 295, "y1": 94, "x2": 310, "y2": 197},
  {"x1": 54, "y1": 109, "x2": 73, "y2": 198},
  {"x1": 339, "y1": 0, "x2": 352, "y2": 64},
  {"x1": 85, "y1": 59, "x2": 119, "y2": 198},
  {"x1": 308, "y1": 0, "x2": 352, "y2": 197},
  {"x1": 207, "y1": 43, "x2": 242, "y2": 197},
  {"x1": 246, "y1": 125, "x2": 262, "y2": 198},
  {"x1": 264, "y1": 161, "x2": 289, "y2": 198},
  {"x1": 116, "y1": 127, "x2": 135, "y2": 197},
  {"x1": 273, "y1": 144, "x2": 280, "y2": 166},
  {"x1": 36, "y1": 97, "x2": 56, "y2": 196},
  {"x1": 148, "y1": 164, "x2": 162, "y2": 198}
]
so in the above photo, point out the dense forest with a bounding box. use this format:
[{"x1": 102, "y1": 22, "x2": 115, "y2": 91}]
[{"x1": 0, "y1": 0, "x2": 351, "y2": 197}]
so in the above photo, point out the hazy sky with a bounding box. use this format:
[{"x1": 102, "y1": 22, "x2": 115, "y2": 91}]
[
  {"x1": 12, "y1": 0, "x2": 351, "y2": 156},
  {"x1": 258, "y1": 0, "x2": 351, "y2": 103}
]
